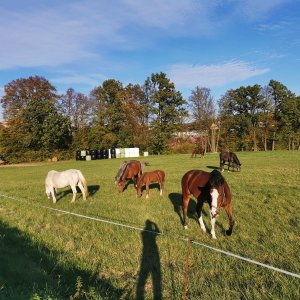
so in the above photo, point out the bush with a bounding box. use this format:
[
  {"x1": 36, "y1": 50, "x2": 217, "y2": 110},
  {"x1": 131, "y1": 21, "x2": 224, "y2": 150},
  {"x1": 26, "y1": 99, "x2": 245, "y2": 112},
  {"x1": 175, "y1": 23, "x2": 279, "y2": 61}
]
[{"x1": 168, "y1": 142, "x2": 195, "y2": 154}]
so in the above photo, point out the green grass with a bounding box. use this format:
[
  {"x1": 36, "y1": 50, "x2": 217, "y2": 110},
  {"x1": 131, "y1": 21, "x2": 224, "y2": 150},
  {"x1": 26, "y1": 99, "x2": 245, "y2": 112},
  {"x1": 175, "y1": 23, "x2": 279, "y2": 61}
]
[{"x1": 0, "y1": 151, "x2": 300, "y2": 299}]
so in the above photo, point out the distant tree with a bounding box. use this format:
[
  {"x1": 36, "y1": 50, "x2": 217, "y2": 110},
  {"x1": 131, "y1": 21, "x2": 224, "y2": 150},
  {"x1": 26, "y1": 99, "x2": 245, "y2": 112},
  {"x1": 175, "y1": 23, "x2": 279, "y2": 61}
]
[
  {"x1": 118, "y1": 84, "x2": 150, "y2": 149},
  {"x1": 89, "y1": 79, "x2": 124, "y2": 148},
  {"x1": 218, "y1": 85, "x2": 267, "y2": 151},
  {"x1": 144, "y1": 72, "x2": 187, "y2": 154},
  {"x1": 188, "y1": 86, "x2": 216, "y2": 151},
  {"x1": 23, "y1": 99, "x2": 71, "y2": 151},
  {"x1": 58, "y1": 88, "x2": 92, "y2": 150},
  {"x1": 258, "y1": 86, "x2": 276, "y2": 151},
  {"x1": 0, "y1": 76, "x2": 71, "y2": 159},
  {"x1": 58, "y1": 88, "x2": 91, "y2": 129},
  {"x1": 1, "y1": 76, "x2": 57, "y2": 120},
  {"x1": 268, "y1": 80, "x2": 300, "y2": 150}
]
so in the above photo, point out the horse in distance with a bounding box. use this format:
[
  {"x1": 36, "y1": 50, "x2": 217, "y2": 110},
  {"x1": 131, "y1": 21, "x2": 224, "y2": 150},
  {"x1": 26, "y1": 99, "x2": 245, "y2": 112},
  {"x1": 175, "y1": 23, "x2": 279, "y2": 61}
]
[
  {"x1": 220, "y1": 151, "x2": 241, "y2": 172},
  {"x1": 191, "y1": 144, "x2": 205, "y2": 158},
  {"x1": 136, "y1": 170, "x2": 165, "y2": 198},
  {"x1": 181, "y1": 169, "x2": 235, "y2": 239},
  {"x1": 116, "y1": 160, "x2": 144, "y2": 192},
  {"x1": 45, "y1": 169, "x2": 88, "y2": 203}
]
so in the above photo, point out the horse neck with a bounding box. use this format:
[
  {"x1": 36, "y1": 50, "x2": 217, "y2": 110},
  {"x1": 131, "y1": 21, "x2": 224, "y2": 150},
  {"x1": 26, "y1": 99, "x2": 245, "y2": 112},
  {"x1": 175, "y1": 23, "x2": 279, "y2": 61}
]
[
  {"x1": 223, "y1": 181, "x2": 231, "y2": 202},
  {"x1": 121, "y1": 167, "x2": 129, "y2": 180}
]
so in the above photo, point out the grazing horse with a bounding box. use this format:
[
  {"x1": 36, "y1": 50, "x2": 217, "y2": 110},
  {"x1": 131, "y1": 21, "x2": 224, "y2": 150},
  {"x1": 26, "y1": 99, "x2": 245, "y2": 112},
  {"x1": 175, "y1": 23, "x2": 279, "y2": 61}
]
[
  {"x1": 45, "y1": 169, "x2": 88, "y2": 203},
  {"x1": 136, "y1": 170, "x2": 165, "y2": 198},
  {"x1": 181, "y1": 169, "x2": 234, "y2": 239},
  {"x1": 220, "y1": 151, "x2": 241, "y2": 172},
  {"x1": 191, "y1": 145, "x2": 205, "y2": 158},
  {"x1": 116, "y1": 160, "x2": 143, "y2": 192}
]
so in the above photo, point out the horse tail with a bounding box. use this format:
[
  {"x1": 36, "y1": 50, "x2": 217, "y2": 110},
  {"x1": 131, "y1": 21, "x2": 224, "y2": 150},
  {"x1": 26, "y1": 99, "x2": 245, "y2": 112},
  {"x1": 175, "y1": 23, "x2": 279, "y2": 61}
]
[
  {"x1": 209, "y1": 169, "x2": 224, "y2": 188},
  {"x1": 77, "y1": 170, "x2": 88, "y2": 198}
]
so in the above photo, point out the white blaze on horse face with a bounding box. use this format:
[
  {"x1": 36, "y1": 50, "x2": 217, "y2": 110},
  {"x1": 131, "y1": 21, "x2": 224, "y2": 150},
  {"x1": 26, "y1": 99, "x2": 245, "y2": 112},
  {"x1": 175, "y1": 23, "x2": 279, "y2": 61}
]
[{"x1": 210, "y1": 188, "x2": 219, "y2": 217}]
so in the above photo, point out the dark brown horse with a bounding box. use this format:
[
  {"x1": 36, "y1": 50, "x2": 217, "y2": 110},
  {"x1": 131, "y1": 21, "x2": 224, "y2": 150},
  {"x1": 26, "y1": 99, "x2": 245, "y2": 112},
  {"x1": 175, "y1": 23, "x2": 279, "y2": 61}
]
[
  {"x1": 220, "y1": 151, "x2": 241, "y2": 172},
  {"x1": 136, "y1": 170, "x2": 165, "y2": 198},
  {"x1": 116, "y1": 160, "x2": 143, "y2": 192},
  {"x1": 191, "y1": 145, "x2": 205, "y2": 158},
  {"x1": 181, "y1": 169, "x2": 234, "y2": 239}
]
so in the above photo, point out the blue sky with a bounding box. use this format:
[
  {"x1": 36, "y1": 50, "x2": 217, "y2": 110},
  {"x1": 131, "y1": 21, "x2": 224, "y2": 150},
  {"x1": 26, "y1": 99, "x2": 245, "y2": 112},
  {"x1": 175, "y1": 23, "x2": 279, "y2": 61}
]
[{"x1": 1, "y1": 0, "x2": 299, "y2": 120}]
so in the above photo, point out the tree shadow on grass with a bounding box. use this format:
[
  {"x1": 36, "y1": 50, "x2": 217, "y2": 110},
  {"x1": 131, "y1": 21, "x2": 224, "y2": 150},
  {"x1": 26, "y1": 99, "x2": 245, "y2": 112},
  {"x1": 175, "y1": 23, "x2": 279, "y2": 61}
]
[{"x1": 0, "y1": 220, "x2": 123, "y2": 299}]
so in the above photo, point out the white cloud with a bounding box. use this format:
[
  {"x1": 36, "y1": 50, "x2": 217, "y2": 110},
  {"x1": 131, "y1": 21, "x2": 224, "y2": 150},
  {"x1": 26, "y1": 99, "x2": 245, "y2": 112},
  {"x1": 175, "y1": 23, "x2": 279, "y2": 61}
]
[
  {"x1": 167, "y1": 61, "x2": 270, "y2": 88},
  {"x1": 51, "y1": 73, "x2": 108, "y2": 88},
  {"x1": 233, "y1": 0, "x2": 292, "y2": 20}
]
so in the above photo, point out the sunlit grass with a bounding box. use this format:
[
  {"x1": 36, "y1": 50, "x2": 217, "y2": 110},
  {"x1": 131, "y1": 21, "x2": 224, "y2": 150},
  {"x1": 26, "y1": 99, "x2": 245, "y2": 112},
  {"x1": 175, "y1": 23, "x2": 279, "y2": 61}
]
[{"x1": 0, "y1": 151, "x2": 300, "y2": 299}]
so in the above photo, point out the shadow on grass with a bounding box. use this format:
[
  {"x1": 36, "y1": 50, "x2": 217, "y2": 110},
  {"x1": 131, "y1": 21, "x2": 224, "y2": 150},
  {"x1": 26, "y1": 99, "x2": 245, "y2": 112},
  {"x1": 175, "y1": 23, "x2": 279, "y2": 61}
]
[
  {"x1": 55, "y1": 184, "x2": 100, "y2": 202},
  {"x1": 136, "y1": 220, "x2": 162, "y2": 300},
  {"x1": 206, "y1": 165, "x2": 222, "y2": 171},
  {"x1": 138, "y1": 183, "x2": 161, "y2": 197},
  {"x1": 168, "y1": 193, "x2": 200, "y2": 225},
  {"x1": 0, "y1": 220, "x2": 123, "y2": 299}
]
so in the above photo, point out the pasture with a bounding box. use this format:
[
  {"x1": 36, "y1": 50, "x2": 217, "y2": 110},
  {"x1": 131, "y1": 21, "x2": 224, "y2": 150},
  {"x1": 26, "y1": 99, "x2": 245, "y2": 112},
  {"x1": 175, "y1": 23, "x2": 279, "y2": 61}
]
[{"x1": 0, "y1": 151, "x2": 300, "y2": 299}]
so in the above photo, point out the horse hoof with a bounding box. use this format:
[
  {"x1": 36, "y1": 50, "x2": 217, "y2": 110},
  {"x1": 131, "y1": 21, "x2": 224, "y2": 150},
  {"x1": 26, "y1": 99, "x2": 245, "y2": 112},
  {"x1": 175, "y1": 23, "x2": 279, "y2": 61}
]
[
  {"x1": 184, "y1": 225, "x2": 188, "y2": 230},
  {"x1": 226, "y1": 229, "x2": 233, "y2": 236}
]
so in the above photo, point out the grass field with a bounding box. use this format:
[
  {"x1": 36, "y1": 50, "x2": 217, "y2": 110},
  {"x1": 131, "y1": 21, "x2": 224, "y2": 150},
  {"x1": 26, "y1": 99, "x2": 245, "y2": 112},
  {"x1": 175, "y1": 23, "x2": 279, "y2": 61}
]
[{"x1": 0, "y1": 151, "x2": 300, "y2": 299}]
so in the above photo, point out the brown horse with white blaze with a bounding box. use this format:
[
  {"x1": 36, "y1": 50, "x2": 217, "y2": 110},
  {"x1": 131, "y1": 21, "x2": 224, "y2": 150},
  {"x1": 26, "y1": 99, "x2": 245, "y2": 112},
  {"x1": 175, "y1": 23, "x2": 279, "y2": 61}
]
[
  {"x1": 136, "y1": 170, "x2": 165, "y2": 198},
  {"x1": 181, "y1": 169, "x2": 234, "y2": 239},
  {"x1": 117, "y1": 160, "x2": 143, "y2": 192}
]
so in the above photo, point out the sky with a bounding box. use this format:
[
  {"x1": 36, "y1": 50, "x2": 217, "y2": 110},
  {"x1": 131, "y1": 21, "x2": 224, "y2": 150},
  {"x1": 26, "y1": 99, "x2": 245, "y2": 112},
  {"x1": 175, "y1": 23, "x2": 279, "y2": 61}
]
[{"x1": 0, "y1": 0, "x2": 300, "y2": 121}]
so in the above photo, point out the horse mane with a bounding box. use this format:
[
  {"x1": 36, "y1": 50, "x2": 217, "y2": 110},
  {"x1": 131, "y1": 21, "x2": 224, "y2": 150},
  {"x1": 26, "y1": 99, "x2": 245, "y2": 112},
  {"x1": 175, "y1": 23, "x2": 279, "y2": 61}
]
[
  {"x1": 209, "y1": 169, "x2": 224, "y2": 188},
  {"x1": 115, "y1": 162, "x2": 128, "y2": 183}
]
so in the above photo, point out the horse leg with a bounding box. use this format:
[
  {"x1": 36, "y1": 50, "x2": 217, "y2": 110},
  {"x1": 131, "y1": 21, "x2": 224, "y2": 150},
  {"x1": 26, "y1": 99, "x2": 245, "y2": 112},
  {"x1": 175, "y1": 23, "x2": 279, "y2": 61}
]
[
  {"x1": 224, "y1": 204, "x2": 235, "y2": 236},
  {"x1": 159, "y1": 180, "x2": 164, "y2": 196},
  {"x1": 182, "y1": 193, "x2": 190, "y2": 229},
  {"x1": 220, "y1": 159, "x2": 224, "y2": 172},
  {"x1": 51, "y1": 187, "x2": 57, "y2": 204},
  {"x1": 78, "y1": 182, "x2": 86, "y2": 201},
  {"x1": 196, "y1": 200, "x2": 206, "y2": 233},
  {"x1": 70, "y1": 184, "x2": 77, "y2": 203},
  {"x1": 146, "y1": 183, "x2": 149, "y2": 198},
  {"x1": 210, "y1": 216, "x2": 217, "y2": 239}
]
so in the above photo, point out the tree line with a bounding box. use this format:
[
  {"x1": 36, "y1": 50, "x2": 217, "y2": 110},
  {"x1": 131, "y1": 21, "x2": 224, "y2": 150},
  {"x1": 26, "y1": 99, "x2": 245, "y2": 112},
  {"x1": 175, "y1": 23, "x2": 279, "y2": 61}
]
[{"x1": 0, "y1": 73, "x2": 299, "y2": 163}]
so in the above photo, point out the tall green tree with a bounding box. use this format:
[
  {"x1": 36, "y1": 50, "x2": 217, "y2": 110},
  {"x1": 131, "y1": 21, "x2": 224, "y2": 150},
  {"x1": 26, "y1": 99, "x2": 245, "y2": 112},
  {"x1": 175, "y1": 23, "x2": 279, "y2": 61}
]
[
  {"x1": 218, "y1": 85, "x2": 267, "y2": 151},
  {"x1": 0, "y1": 76, "x2": 71, "y2": 159},
  {"x1": 144, "y1": 72, "x2": 187, "y2": 154},
  {"x1": 268, "y1": 80, "x2": 300, "y2": 150},
  {"x1": 89, "y1": 79, "x2": 124, "y2": 148}
]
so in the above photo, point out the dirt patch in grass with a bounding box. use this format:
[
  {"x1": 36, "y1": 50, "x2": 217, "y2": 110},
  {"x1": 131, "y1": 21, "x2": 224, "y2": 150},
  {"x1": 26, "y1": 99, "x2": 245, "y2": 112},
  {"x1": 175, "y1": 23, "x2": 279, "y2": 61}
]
[{"x1": 0, "y1": 161, "x2": 54, "y2": 168}]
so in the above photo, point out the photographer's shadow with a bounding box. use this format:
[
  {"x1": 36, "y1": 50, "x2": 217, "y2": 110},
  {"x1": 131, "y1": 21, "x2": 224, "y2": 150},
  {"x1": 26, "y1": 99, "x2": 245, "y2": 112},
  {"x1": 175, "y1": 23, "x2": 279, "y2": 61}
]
[{"x1": 136, "y1": 219, "x2": 162, "y2": 300}]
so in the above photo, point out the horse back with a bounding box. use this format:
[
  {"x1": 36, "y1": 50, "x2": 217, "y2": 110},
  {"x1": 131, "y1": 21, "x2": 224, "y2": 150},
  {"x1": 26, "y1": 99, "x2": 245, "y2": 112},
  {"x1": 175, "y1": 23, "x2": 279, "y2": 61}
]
[
  {"x1": 140, "y1": 170, "x2": 165, "y2": 184},
  {"x1": 123, "y1": 161, "x2": 142, "y2": 178},
  {"x1": 181, "y1": 170, "x2": 211, "y2": 198}
]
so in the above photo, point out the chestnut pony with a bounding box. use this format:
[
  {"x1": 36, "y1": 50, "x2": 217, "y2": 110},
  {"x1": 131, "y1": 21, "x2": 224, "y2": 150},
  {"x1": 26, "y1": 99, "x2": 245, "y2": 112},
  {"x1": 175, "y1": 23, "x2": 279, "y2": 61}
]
[
  {"x1": 181, "y1": 169, "x2": 234, "y2": 239},
  {"x1": 116, "y1": 160, "x2": 143, "y2": 192},
  {"x1": 136, "y1": 170, "x2": 165, "y2": 198}
]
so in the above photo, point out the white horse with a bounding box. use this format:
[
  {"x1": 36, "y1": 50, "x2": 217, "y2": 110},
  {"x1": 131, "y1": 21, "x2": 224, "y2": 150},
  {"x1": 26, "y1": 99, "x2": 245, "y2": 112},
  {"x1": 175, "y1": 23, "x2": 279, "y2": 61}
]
[{"x1": 45, "y1": 169, "x2": 88, "y2": 203}]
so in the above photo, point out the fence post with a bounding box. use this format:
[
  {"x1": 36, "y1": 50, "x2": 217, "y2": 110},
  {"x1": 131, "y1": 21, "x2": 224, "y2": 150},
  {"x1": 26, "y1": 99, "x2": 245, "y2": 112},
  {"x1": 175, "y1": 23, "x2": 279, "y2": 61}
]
[{"x1": 183, "y1": 238, "x2": 191, "y2": 300}]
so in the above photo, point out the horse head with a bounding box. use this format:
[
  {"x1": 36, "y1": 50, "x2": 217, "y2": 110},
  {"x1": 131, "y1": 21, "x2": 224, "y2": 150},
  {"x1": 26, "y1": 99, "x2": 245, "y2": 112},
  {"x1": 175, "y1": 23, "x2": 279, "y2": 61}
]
[
  {"x1": 209, "y1": 170, "x2": 226, "y2": 218},
  {"x1": 118, "y1": 180, "x2": 125, "y2": 193}
]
